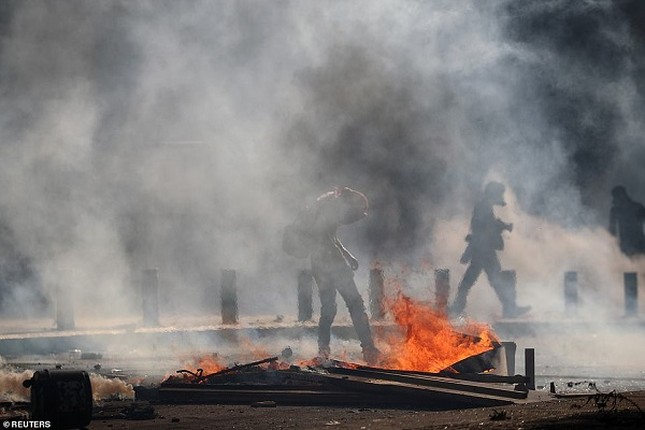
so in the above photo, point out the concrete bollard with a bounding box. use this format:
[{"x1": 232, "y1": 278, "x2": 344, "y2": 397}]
[
  {"x1": 55, "y1": 284, "x2": 75, "y2": 331},
  {"x1": 368, "y1": 268, "x2": 385, "y2": 320},
  {"x1": 525, "y1": 347, "x2": 535, "y2": 390},
  {"x1": 501, "y1": 341, "x2": 517, "y2": 376},
  {"x1": 297, "y1": 270, "x2": 313, "y2": 321},
  {"x1": 221, "y1": 269, "x2": 238, "y2": 325},
  {"x1": 434, "y1": 269, "x2": 450, "y2": 313},
  {"x1": 142, "y1": 268, "x2": 160, "y2": 327},
  {"x1": 624, "y1": 272, "x2": 638, "y2": 316},
  {"x1": 564, "y1": 271, "x2": 578, "y2": 314}
]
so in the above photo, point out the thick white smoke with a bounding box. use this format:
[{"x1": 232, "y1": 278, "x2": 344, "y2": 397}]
[
  {"x1": 0, "y1": 1, "x2": 643, "y2": 373},
  {"x1": 432, "y1": 182, "x2": 645, "y2": 320},
  {"x1": 0, "y1": 366, "x2": 134, "y2": 402}
]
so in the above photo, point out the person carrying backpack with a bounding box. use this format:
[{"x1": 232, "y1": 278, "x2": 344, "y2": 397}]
[{"x1": 283, "y1": 187, "x2": 380, "y2": 365}]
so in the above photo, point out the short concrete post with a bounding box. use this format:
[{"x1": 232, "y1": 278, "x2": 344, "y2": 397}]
[
  {"x1": 564, "y1": 271, "x2": 578, "y2": 314},
  {"x1": 142, "y1": 268, "x2": 160, "y2": 327},
  {"x1": 525, "y1": 347, "x2": 535, "y2": 390},
  {"x1": 221, "y1": 269, "x2": 238, "y2": 324},
  {"x1": 297, "y1": 270, "x2": 313, "y2": 321},
  {"x1": 55, "y1": 284, "x2": 75, "y2": 331},
  {"x1": 434, "y1": 269, "x2": 450, "y2": 313},
  {"x1": 624, "y1": 272, "x2": 638, "y2": 316},
  {"x1": 369, "y1": 268, "x2": 385, "y2": 320},
  {"x1": 501, "y1": 341, "x2": 517, "y2": 376}
]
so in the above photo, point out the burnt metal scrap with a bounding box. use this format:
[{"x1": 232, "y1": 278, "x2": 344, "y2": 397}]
[
  {"x1": 138, "y1": 350, "x2": 529, "y2": 410},
  {"x1": 444, "y1": 344, "x2": 500, "y2": 374},
  {"x1": 176, "y1": 356, "x2": 279, "y2": 384}
]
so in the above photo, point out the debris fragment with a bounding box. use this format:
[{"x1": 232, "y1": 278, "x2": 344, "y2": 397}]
[
  {"x1": 489, "y1": 409, "x2": 509, "y2": 421},
  {"x1": 251, "y1": 400, "x2": 276, "y2": 408}
]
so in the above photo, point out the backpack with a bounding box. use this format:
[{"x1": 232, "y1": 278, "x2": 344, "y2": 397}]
[{"x1": 282, "y1": 205, "x2": 318, "y2": 258}]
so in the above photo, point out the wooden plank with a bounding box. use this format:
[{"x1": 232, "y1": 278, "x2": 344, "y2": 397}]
[
  {"x1": 333, "y1": 362, "x2": 528, "y2": 384},
  {"x1": 155, "y1": 383, "x2": 514, "y2": 409},
  {"x1": 325, "y1": 367, "x2": 527, "y2": 400},
  {"x1": 180, "y1": 368, "x2": 335, "y2": 386},
  {"x1": 150, "y1": 367, "x2": 523, "y2": 409},
  {"x1": 160, "y1": 383, "x2": 336, "y2": 392},
  {"x1": 157, "y1": 387, "x2": 371, "y2": 406},
  {"x1": 320, "y1": 372, "x2": 517, "y2": 408}
]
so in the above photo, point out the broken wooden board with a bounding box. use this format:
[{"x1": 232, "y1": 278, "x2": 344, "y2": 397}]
[
  {"x1": 320, "y1": 372, "x2": 519, "y2": 408},
  {"x1": 144, "y1": 366, "x2": 526, "y2": 409},
  {"x1": 324, "y1": 367, "x2": 527, "y2": 400}
]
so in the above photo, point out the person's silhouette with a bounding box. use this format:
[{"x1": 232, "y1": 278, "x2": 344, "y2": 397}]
[
  {"x1": 307, "y1": 187, "x2": 380, "y2": 365},
  {"x1": 609, "y1": 185, "x2": 645, "y2": 257},
  {"x1": 450, "y1": 182, "x2": 530, "y2": 318}
]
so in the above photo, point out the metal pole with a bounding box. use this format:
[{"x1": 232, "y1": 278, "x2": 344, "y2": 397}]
[
  {"x1": 624, "y1": 272, "x2": 638, "y2": 316},
  {"x1": 297, "y1": 270, "x2": 313, "y2": 321},
  {"x1": 221, "y1": 269, "x2": 238, "y2": 324},
  {"x1": 368, "y1": 268, "x2": 385, "y2": 320},
  {"x1": 564, "y1": 271, "x2": 578, "y2": 315},
  {"x1": 525, "y1": 347, "x2": 535, "y2": 390},
  {"x1": 142, "y1": 268, "x2": 160, "y2": 327}
]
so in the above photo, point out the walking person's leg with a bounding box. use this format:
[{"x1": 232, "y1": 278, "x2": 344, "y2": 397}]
[
  {"x1": 314, "y1": 273, "x2": 338, "y2": 357},
  {"x1": 336, "y1": 275, "x2": 379, "y2": 364},
  {"x1": 450, "y1": 258, "x2": 483, "y2": 316},
  {"x1": 483, "y1": 253, "x2": 530, "y2": 318}
]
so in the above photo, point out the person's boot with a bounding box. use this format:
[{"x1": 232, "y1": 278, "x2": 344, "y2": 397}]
[{"x1": 313, "y1": 346, "x2": 332, "y2": 367}]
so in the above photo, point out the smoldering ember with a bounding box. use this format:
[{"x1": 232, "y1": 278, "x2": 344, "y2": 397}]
[{"x1": 1, "y1": 1, "x2": 645, "y2": 429}]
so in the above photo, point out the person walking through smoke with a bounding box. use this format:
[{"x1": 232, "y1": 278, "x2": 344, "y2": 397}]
[
  {"x1": 609, "y1": 185, "x2": 645, "y2": 257},
  {"x1": 283, "y1": 187, "x2": 380, "y2": 365},
  {"x1": 449, "y1": 181, "x2": 530, "y2": 319}
]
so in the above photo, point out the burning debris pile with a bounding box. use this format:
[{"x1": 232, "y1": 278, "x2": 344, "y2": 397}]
[
  {"x1": 137, "y1": 352, "x2": 527, "y2": 410},
  {"x1": 137, "y1": 293, "x2": 526, "y2": 410}
]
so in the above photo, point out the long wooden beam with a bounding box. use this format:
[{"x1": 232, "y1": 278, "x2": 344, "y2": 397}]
[{"x1": 324, "y1": 367, "x2": 527, "y2": 400}]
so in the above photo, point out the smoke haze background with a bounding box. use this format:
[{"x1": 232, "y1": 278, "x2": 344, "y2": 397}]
[{"x1": 0, "y1": 0, "x2": 643, "y2": 330}]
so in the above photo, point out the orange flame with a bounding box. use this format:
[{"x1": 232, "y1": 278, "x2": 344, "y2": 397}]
[
  {"x1": 174, "y1": 338, "x2": 274, "y2": 382},
  {"x1": 194, "y1": 354, "x2": 226, "y2": 375},
  {"x1": 379, "y1": 293, "x2": 499, "y2": 373},
  {"x1": 167, "y1": 268, "x2": 499, "y2": 377},
  {"x1": 162, "y1": 353, "x2": 227, "y2": 383}
]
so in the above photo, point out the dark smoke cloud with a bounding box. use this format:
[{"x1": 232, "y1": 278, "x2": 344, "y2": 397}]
[
  {"x1": 280, "y1": 45, "x2": 453, "y2": 257},
  {"x1": 280, "y1": 0, "x2": 645, "y2": 253},
  {"x1": 501, "y1": 0, "x2": 645, "y2": 220}
]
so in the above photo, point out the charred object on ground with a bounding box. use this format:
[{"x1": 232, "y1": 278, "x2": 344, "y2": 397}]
[{"x1": 137, "y1": 346, "x2": 529, "y2": 410}]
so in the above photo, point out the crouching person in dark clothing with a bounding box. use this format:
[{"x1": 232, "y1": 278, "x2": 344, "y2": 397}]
[{"x1": 309, "y1": 187, "x2": 380, "y2": 365}]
